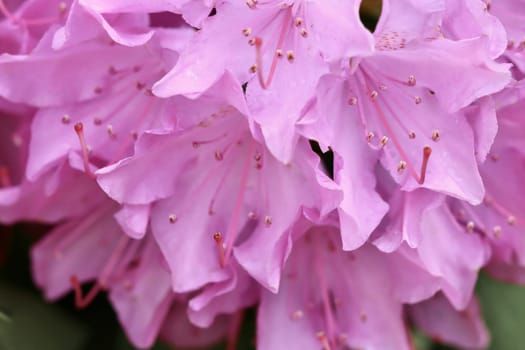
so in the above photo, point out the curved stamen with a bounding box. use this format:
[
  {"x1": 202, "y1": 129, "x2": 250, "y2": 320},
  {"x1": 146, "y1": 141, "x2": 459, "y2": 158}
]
[
  {"x1": 254, "y1": 9, "x2": 292, "y2": 89},
  {"x1": 74, "y1": 123, "x2": 95, "y2": 178},
  {"x1": 70, "y1": 236, "x2": 129, "y2": 309},
  {"x1": 222, "y1": 140, "x2": 255, "y2": 266},
  {"x1": 70, "y1": 276, "x2": 104, "y2": 309}
]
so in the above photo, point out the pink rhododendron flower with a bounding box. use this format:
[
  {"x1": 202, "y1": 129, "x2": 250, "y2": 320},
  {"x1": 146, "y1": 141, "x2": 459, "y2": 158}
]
[{"x1": 1, "y1": 0, "x2": 525, "y2": 349}]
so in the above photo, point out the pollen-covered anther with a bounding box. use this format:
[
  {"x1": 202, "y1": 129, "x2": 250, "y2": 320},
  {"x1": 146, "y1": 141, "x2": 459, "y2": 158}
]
[
  {"x1": 107, "y1": 124, "x2": 116, "y2": 139},
  {"x1": 316, "y1": 332, "x2": 332, "y2": 350},
  {"x1": 507, "y1": 215, "x2": 516, "y2": 225},
  {"x1": 61, "y1": 114, "x2": 70, "y2": 124},
  {"x1": 380, "y1": 135, "x2": 389, "y2": 146},
  {"x1": 493, "y1": 226, "x2": 502, "y2": 237},
  {"x1": 246, "y1": 0, "x2": 257, "y2": 9},
  {"x1": 379, "y1": 84, "x2": 387, "y2": 91},
  {"x1": 248, "y1": 211, "x2": 257, "y2": 220},
  {"x1": 408, "y1": 131, "x2": 416, "y2": 139},
  {"x1": 242, "y1": 27, "x2": 252, "y2": 36},
  {"x1": 214, "y1": 150, "x2": 224, "y2": 161},
  {"x1": 290, "y1": 310, "x2": 304, "y2": 320},
  {"x1": 366, "y1": 132, "x2": 375, "y2": 142},
  {"x1": 300, "y1": 28, "x2": 308, "y2": 37},
  {"x1": 275, "y1": 49, "x2": 283, "y2": 58},
  {"x1": 432, "y1": 130, "x2": 440, "y2": 142},
  {"x1": 370, "y1": 90, "x2": 378, "y2": 100},
  {"x1": 264, "y1": 215, "x2": 272, "y2": 226},
  {"x1": 58, "y1": 2, "x2": 67, "y2": 13},
  {"x1": 248, "y1": 38, "x2": 257, "y2": 46},
  {"x1": 294, "y1": 17, "x2": 303, "y2": 26},
  {"x1": 348, "y1": 97, "x2": 357, "y2": 105},
  {"x1": 249, "y1": 63, "x2": 258, "y2": 73},
  {"x1": 408, "y1": 75, "x2": 416, "y2": 86},
  {"x1": 397, "y1": 160, "x2": 407, "y2": 173},
  {"x1": 286, "y1": 50, "x2": 295, "y2": 62},
  {"x1": 466, "y1": 221, "x2": 475, "y2": 233},
  {"x1": 415, "y1": 96, "x2": 422, "y2": 104},
  {"x1": 168, "y1": 214, "x2": 177, "y2": 224}
]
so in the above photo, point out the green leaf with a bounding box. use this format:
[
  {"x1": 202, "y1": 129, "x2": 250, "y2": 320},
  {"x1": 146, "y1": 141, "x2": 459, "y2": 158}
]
[
  {"x1": 477, "y1": 273, "x2": 525, "y2": 349},
  {"x1": 0, "y1": 282, "x2": 88, "y2": 350}
]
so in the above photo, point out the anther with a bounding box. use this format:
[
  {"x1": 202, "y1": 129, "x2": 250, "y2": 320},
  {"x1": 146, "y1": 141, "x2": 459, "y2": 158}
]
[
  {"x1": 415, "y1": 96, "x2": 422, "y2": 104},
  {"x1": 290, "y1": 310, "x2": 304, "y2": 320},
  {"x1": 242, "y1": 27, "x2": 252, "y2": 36},
  {"x1": 418, "y1": 146, "x2": 432, "y2": 184},
  {"x1": 136, "y1": 81, "x2": 145, "y2": 90},
  {"x1": 370, "y1": 90, "x2": 378, "y2": 100},
  {"x1": 74, "y1": 123, "x2": 94, "y2": 178},
  {"x1": 408, "y1": 75, "x2": 416, "y2": 86},
  {"x1": 58, "y1": 2, "x2": 67, "y2": 13},
  {"x1": 408, "y1": 131, "x2": 416, "y2": 139},
  {"x1": 249, "y1": 64, "x2": 257, "y2": 73},
  {"x1": 379, "y1": 84, "x2": 387, "y2": 91},
  {"x1": 248, "y1": 211, "x2": 257, "y2": 220},
  {"x1": 300, "y1": 28, "x2": 308, "y2": 37},
  {"x1": 466, "y1": 221, "x2": 475, "y2": 232},
  {"x1": 397, "y1": 160, "x2": 407, "y2": 173},
  {"x1": 93, "y1": 118, "x2": 102, "y2": 126},
  {"x1": 248, "y1": 38, "x2": 257, "y2": 46},
  {"x1": 275, "y1": 49, "x2": 283, "y2": 58},
  {"x1": 246, "y1": 0, "x2": 257, "y2": 8},
  {"x1": 70, "y1": 276, "x2": 103, "y2": 309},
  {"x1": 168, "y1": 214, "x2": 177, "y2": 224},
  {"x1": 107, "y1": 125, "x2": 116, "y2": 139},
  {"x1": 366, "y1": 132, "x2": 375, "y2": 142},
  {"x1": 508, "y1": 215, "x2": 516, "y2": 225},
  {"x1": 264, "y1": 216, "x2": 272, "y2": 226},
  {"x1": 380, "y1": 136, "x2": 389, "y2": 146},
  {"x1": 286, "y1": 50, "x2": 295, "y2": 62},
  {"x1": 294, "y1": 17, "x2": 303, "y2": 26},
  {"x1": 431, "y1": 130, "x2": 440, "y2": 142},
  {"x1": 214, "y1": 150, "x2": 224, "y2": 161},
  {"x1": 348, "y1": 97, "x2": 357, "y2": 105},
  {"x1": 213, "y1": 232, "x2": 226, "y2": 268},
  {"x1": 493, "y1": 226, "x2": 502, "y2": 237},
  {"x1": 61, "y1": 114, "x2": 70, "y2": 124},
  {"x1": 316, "y1": 332, "x2": 332, "y2": 350}
]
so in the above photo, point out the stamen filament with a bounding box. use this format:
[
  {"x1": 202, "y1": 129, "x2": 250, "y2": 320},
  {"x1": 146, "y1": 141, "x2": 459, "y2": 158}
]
[
  {"x1": 213, "y1": 232, "x2": 226, "y2": 268},
  {"x1": 418, "y1": 147, "x2": 432, "y2": 184},
  {"x1": 69, "y1": 236, "x2": 129, "y2": 309},
  {"x1": 70, "y1": 276, "x2": 104, "y2": 309},
  {"x1": 223, "y1": 140, "x2": 255, "y2": 266},
  {"x1": 226, "y1": 310, "x2": 244, "y2": 350},
  {"x1": 74, "y1": 123, "x2": 95, "y2": 178},
  {"x1": 254, "y1": 9, "x2": 292, "y2": 89}
]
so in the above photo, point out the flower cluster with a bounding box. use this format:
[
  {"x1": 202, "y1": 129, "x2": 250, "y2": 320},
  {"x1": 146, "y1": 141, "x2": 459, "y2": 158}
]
[{"x1": 1, "y1": 0, "x2": 524, "y2": 349}]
